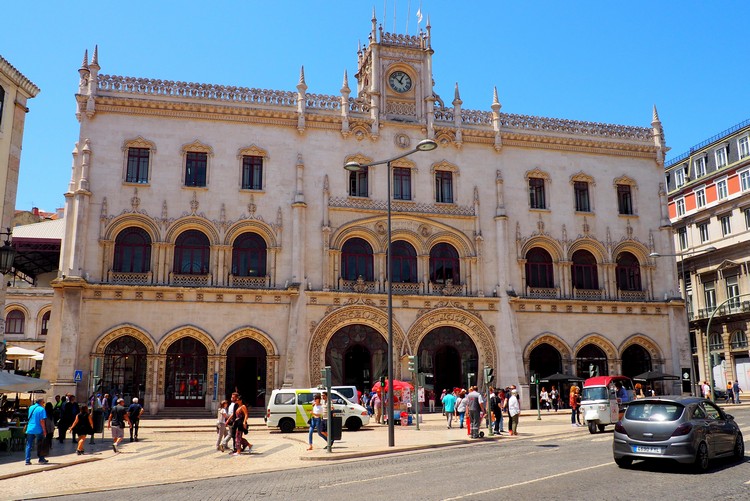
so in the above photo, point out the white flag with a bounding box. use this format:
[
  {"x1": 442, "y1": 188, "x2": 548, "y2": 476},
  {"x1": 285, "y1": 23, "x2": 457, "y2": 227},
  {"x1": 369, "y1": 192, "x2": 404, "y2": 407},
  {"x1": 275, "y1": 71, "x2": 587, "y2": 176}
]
[{"x1": 416, "y1": 8, "x2": 423, "y2": 24}]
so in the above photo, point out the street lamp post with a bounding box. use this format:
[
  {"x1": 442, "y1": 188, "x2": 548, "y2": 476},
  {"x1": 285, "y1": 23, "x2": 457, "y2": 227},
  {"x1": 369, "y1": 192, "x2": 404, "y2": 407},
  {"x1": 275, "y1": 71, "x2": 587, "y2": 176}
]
[
  {"x1": 344, "y1": 138, "x2": 438, "y2": 447},
  {"x1": 705, "y1": 293, "x2": 750, "y2": 400},
  {"x1": 650, "y1": 246, "x2": 716, "y2": 396}
]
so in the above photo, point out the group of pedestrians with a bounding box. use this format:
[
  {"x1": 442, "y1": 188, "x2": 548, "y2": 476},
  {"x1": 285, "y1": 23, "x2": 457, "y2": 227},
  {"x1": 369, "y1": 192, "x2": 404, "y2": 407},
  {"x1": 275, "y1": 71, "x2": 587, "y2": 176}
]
[
  {"x1": 439, "y1": 385, "x2": 521, "y2": 436},
  {"x1": 215, "y1": 392, "x2": 251, "y2": 456},
  {"x1": 724, "y1": 380, "x2": 743, "y2": 404},
  {"x1": 23, "y1": 392, "x2": 144, "y2": 465}
]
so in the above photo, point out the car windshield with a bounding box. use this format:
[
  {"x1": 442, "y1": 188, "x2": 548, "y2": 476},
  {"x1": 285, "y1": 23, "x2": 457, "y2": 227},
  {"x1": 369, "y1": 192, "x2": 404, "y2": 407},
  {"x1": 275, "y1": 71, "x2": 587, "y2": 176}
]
[
  {"x1": 582, "y1": 387, "x2": 608, "y2": 401},
  {"x1": 624, "y1": 402, "x2": 684, "y2": 422}
]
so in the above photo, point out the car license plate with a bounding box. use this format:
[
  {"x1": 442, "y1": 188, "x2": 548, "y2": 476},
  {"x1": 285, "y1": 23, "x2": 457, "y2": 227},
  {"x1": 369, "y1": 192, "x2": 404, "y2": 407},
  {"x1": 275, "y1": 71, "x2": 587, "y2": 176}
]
[{"x1": 633, "y1": 445, "x2": 663, "y2": 454}]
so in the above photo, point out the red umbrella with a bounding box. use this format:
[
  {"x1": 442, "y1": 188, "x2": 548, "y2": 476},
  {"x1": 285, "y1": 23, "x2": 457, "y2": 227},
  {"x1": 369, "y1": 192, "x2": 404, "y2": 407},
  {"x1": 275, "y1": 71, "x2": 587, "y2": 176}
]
[{"x1": 372, "y1": 379, "x2": 414, "y2": 392}]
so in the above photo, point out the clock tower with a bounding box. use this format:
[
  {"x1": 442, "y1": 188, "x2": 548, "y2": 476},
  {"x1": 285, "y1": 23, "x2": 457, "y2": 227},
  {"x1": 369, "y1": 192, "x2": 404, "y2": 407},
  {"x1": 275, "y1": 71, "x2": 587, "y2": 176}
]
[{"x1": 355, "y1": 10, "x2": 436, "y2": 133}]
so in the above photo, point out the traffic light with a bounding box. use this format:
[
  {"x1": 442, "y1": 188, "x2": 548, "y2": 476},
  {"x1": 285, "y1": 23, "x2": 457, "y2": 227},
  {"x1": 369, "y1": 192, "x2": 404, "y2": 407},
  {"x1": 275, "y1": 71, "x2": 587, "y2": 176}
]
[
  {"x1": 407, "y1": 355, "x2": 417, "y2": 373},
  {"x1": 484, "y1": 366, "x2": 494, "y2": 384},
  {"x1": 321, "y1": 366, "x2": 331, "y2": 389},
  {"x1": 380, "y1": 375, "x2": 386, "y2": 387}
]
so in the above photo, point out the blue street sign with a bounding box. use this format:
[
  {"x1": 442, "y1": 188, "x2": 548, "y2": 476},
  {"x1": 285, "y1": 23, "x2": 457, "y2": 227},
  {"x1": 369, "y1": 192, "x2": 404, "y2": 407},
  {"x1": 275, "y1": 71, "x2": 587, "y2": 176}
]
[{"x1": 74, "y1": 370, "x2": 83, "y2": 382}]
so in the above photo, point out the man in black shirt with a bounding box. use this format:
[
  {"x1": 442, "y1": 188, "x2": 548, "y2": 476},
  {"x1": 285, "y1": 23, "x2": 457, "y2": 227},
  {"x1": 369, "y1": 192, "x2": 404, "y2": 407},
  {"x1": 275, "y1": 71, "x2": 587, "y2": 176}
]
[{"x1": 107, "y1": 398, "x2": 130, "y2": 453}]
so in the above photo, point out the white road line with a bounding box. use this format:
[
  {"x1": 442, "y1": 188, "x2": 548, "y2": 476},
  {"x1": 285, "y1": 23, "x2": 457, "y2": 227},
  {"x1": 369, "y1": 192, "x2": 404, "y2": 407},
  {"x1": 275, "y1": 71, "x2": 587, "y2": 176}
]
[
  {"x1": 324, "y1": 470, "x2": 419, "y2": 488},
  {"x1": 443, "y1": 462, "x2": 614, "y2": 500}
]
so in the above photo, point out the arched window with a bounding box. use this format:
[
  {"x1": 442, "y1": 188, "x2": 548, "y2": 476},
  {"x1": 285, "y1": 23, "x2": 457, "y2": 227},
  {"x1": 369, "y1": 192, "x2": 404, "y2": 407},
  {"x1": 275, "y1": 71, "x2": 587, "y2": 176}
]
[
  {"x1": 173, "y1": 230, "x2": 210, "y2": 274},
  {"x1": 525, "y1": 248, "x2": 554, "y2": 288},
  {"x1": 113, "y1": 227, "x2": 152, "y2": 273},
  {"x1": 576, "y1": 343, "x2": 609, "y2": 377},
  {"x1": 571, "y1": 250, "x2": 598, "y2": 290},
  {"x1": 615, "y1": 252, "x2": 641, "y2": 291},
  {"x1": 231, "y1": 233, "x2": 267, "y2": 277},
  {"x1": 341, "y1": 238, "x2": 374, "y2": 281},
  {"x1": 429, "y1": 243, "x2": 460, "y2": 284},
  {"x1": 730, "y1": 331, "x2": 748, "y2": 349},
  {"x1": 5, "y1": 310, "x2": 24, "y2": 334},
  {"x1": 40, "y1": 311, "x2": 51, "y2": 336},
  {"x1": 390, "y1": 241, "x2": 417, "y2": 283}
]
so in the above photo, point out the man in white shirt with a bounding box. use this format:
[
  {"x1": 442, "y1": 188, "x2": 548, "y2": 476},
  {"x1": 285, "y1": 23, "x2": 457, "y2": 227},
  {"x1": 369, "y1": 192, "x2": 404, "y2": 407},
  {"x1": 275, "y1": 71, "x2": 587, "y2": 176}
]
[{"x1": 222, "y1": 392, "x2": 238, "y2": 453}]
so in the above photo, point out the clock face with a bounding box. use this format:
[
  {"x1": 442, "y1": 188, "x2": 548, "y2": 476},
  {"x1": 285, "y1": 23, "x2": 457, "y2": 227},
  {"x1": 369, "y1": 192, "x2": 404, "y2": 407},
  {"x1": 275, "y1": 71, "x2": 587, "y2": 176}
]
[{"x1": 388, "y1": 71, "x2": 412, "y2": 93}]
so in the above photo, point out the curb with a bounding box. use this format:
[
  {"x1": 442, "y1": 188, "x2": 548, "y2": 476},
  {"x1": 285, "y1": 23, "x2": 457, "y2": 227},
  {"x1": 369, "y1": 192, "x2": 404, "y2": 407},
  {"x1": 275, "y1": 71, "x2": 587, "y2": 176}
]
[{"x1": 0, "y1": 456, "x2": 103, "y2": 482}]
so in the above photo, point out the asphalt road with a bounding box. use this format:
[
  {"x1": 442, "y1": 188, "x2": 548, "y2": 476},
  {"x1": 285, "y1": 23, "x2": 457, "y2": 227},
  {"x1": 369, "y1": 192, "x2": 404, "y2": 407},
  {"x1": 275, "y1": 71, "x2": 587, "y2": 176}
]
[{"x1": 41, "y1": 407, "x2": 750, "y2": 501}]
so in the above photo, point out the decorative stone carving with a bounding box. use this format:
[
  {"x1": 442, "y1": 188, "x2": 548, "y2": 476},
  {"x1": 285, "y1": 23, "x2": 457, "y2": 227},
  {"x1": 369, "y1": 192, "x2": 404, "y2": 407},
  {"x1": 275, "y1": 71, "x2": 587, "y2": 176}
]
[
  {"x1": 406, "y1": 307, "x2": 497, "y2": 368},
  {"x1": 93, "y1": 325, "x2": 157, "y2": 354},
  {"x1": 308, "y1": 305, "x2": 407, "y2": 386}
]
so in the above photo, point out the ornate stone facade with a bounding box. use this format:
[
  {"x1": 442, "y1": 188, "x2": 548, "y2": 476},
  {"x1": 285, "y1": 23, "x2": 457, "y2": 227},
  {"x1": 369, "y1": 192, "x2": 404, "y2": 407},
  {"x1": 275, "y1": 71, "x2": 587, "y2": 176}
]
[{"x1": 40, "y1": 17, "x2": 688, "y2": 412}]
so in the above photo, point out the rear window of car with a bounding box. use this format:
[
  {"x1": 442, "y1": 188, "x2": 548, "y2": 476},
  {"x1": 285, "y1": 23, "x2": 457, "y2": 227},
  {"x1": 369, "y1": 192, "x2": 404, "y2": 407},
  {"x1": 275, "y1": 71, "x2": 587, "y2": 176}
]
[
  {"x1": 624, "y1": 402, "x2": 684, "y2": 422},
  {"x1": 274, "y1": 392, "x2": 295, "y2": 405}
]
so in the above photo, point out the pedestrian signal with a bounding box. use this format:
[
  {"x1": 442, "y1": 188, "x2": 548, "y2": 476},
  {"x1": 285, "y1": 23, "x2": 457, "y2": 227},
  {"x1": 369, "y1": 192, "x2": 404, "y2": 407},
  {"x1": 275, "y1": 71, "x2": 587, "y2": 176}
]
[{"x1": 407, "y1": 355, "x2": 417, "y2": 373}]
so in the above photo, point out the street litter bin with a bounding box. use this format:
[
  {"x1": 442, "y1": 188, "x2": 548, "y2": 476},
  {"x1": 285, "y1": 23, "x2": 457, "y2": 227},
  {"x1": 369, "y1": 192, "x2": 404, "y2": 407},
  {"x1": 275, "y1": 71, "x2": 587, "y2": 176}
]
[
  {"x1": 92, "y1": 409, "x2": 104, "y2": 433},
  {"x1": 331, "y1": 414, "x2": 343, "y2": 441}
]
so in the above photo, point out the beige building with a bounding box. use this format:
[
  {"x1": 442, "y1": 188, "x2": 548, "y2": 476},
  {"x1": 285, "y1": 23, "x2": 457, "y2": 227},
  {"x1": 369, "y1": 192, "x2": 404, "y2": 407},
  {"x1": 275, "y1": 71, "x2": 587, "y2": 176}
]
[
  {"x1": 0, "y1": 56, "x2": 40, "y2": 364},
  {"x1": 42, "y1": 19, "x2": 687, "y2": 414}
]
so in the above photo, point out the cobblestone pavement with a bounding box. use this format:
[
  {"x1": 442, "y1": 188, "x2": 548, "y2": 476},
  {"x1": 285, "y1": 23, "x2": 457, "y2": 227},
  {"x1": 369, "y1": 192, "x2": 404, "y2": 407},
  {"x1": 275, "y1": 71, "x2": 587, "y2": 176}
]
[{"x1": 2, "y1": 403, "x2": 746, "y2": 500}]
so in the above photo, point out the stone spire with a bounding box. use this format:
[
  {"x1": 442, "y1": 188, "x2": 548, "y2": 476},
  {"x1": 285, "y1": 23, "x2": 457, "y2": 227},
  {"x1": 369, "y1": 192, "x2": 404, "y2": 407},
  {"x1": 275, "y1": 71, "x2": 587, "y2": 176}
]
[
  {"x1": 79, "y1": 50, "x2": 89, "y2": 73},
  {"x1": 296, "y1": 66, "x2": 307, "y2": 133},
  {"x1": 89, "y1": 45, "x2": 99, "y2": 71},
  {"x1": 651, "y1": 104, "x2": 666, "y2": 166},
  {"x1": 341, "y1": 70, "x2": 350, "y2": 94},
  {"x1": 452, "y1": 82, "x2": 462, "y2": 106},
  {"x1": 491, "y1": 87, "x2": 503, "y2": 151}
]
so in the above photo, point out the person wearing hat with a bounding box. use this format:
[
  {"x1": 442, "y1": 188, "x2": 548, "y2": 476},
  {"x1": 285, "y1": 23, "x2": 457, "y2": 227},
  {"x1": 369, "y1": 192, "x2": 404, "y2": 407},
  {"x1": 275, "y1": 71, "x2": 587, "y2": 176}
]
[
  {"x1": 508, "y1": 388, "x2": 520, "y2": 436},
  {"x1": 25, "y1": 397, "x2": 48, "y2": 465}
]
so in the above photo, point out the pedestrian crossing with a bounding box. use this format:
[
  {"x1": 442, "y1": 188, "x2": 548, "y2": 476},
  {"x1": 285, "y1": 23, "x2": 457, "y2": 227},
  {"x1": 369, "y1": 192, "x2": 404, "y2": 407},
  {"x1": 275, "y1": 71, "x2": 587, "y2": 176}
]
[{"x1": 111, "y1": 441, "x2": 294, "y2": 460}]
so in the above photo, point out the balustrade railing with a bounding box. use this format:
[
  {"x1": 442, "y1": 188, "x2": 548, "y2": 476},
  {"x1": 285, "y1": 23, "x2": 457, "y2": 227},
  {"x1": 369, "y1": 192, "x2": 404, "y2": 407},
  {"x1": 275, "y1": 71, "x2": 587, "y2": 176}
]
[
  {"x1": 229, "y1": 275, "x2": 271, "y2": 289},
  {"x1": 525, "y1": 287, "x2": 559, "y2": 299},
  {"x1": 108, "y1": 271, "x2": 152, "y2": 285},
  {"x1": 170, "y1": 273, "x2": 212, "y2": 287}
]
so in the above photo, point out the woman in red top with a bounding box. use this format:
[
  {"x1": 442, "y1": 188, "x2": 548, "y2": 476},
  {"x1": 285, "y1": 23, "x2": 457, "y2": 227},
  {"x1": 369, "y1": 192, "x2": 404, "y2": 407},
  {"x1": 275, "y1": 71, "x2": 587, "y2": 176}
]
[{"x1": 569, "y1": 387, "x2": 580, "y2": 427}]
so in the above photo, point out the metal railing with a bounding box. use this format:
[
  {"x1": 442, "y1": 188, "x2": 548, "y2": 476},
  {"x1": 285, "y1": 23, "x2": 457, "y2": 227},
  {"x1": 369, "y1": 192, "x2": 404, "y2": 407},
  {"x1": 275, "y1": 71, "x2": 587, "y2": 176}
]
[{"x1": 666, "y1": 118, "x2": 750, "y2": 166}]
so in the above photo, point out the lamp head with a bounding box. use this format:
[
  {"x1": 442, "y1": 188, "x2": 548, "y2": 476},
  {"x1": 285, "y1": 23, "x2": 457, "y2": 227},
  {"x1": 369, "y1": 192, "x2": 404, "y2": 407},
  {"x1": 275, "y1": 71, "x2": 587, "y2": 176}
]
[
  {"x1": 649, "y1": 252, "x2": 660, "y2": 258},
  {"x1": 344, "y1": 161, "x2": 364, "y2": 172},
  {"x1": 704, "y1": 246, "x2": 717, "y2": 252},
  {"x1": 415, "y1": 139, "x2": 438, "y2": 152}
]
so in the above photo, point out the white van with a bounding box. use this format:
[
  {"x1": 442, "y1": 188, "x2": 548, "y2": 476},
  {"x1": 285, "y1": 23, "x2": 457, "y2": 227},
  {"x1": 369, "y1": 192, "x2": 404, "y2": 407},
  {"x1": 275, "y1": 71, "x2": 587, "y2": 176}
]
[
  {"x1": 266, "y1": 388, "x2": 370, "y2": 433},
  {"x1": 332, "y1": 385, "x2": 359, "y2": 404}
]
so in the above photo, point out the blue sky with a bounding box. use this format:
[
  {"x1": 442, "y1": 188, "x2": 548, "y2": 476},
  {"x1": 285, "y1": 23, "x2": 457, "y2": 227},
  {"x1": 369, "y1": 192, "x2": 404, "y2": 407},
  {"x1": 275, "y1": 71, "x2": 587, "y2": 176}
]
[{"x1": 3, "y1": 1, "x2": 749, "y2": 213}]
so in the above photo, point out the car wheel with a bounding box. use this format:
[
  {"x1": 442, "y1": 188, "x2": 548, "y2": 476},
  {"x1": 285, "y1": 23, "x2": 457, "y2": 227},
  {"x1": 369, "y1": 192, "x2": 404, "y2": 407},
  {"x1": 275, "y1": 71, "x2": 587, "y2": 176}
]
[
  {"x1": 598, "y1": 424, "x2": 606, "y2": 433},
  {"x1": 588, "y1": 421, "x2": 597, "y2": 434},
  {"x1": 734, "y1": 432, "x2": 744, "y2": 461},
  {"x1": 693, "y1": 441, "x2": 710, "y2": 473},
  {"x1": 346, "y1": 417, "x2": 362, "y2": 431},
  {"x1": 615, "y1": 456, "x2": 632, "y2": 468},
  {"x1": 279, "y1": 418, "x2": 295, "y2": 433}
]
